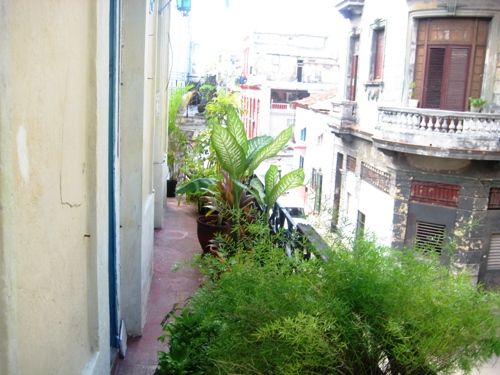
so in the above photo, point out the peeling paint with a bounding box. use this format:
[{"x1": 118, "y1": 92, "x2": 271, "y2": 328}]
[{"x1": 16, "y1": 126, "x2": 29, "y2": 184}]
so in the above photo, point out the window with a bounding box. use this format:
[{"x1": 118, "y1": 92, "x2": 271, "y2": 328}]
[
  {"x1": 356, "y1": 211, "x2": 366, "y2": 238},
  {"x1": 317, "y1": 133, "x2": 323, "y2": 145},
  {"x1": 424, "y1": 46, "x2": 469, "y2": 110},
  {"x1": 488, "y1": 188, "x2": 500, "y2": 210},
  {"x1": 487, "y1": 234, "x2": 500, "y2": 271},
  {"x1": 299, "y1": 155, "x2": 304, "y2": 169},
  {"x1": 370, "y1": 27, "x2": 385, "y2": 81},
  {"x1": 300, "y1": 127, "x2": 307, "y2": 141},
  {"x1": 347, "y1": 35, "x2": 360, "y2": 100},
  {"x1": 297, "y1": 59, "x2": 304, "y2": 82},
  {"x1": 346, "y1": 155, "x2": 356, "y2": 172},
  {"x1": 314, "y1": 170, "x2": 323, "y2": 214},
  {"x1": 415, "y1": 220, "x2": 446, "y2": 253},
  {"x1": 415, "y1": 18, "x2": 489, "y2": 111}
]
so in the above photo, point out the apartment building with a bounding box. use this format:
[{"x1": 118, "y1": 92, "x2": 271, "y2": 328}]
[{"x1": 297, "y1": 0, "x2": 500, "y2": 286}]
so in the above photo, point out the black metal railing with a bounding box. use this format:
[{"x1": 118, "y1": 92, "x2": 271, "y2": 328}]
[{"x1": 269, "y1": 202, "x2": 329, "y2": 261}]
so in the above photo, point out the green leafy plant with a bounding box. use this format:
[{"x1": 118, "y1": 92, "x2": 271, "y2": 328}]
[
  {"x1": 177, "y1": 96, "x2": 304, "y2": 226},
  {"x1": 469, "y1": 97, "x2": 487, "y2": 111},
  {"x1": 249, "y1": 164, "x2": 305, "y2": 220},
  {"x1": 158, "y1": 235, "x2": 500, "y2": 375},
  {"x1": 167, "y1": 85, "x2": 193, "y2": 180},
  {"x1": 409, "y1": 81, "x2": 417, "y2": 99}
]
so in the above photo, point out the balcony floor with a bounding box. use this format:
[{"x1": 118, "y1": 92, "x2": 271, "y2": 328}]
[{"x1": 112, "y1": 198, "x2": 202, "y2": 375}]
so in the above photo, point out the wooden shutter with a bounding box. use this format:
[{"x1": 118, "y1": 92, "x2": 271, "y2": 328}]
[
  {"x1": 374, "y1": 29, "x2": 385, "y2": 80},
  {"x1": 443, "y1": 47, "x2": 469, "y2": 110},
  {"x1": 416, "y1": 18, "x2": 489, "y2": 111},
  {"x1": 349, "y1": 55, "x2": 358, "y2": 100},
  {"x1": 487, "y1": 234, "x2": 500, "y2": 271},
  {"x1": 423, "y1": 48, "x2": 445, "y2": 108}
]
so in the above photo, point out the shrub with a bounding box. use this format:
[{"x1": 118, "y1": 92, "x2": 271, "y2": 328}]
[{"x1": 157, "y1": 236, "x2": 500, "y2": 375}]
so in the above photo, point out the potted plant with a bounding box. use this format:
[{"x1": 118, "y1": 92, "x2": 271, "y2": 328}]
[
  {"x1": 196, "y1": 82, "x2": 216, "y2": 114},
  {"x1": 177, "y1": 94, "x2": 304, "y2": 253},
  {"x1": 408, "y1": 81, "x2": 419, "y2": 108},
  {"x1": 166, "y1": 86, "x2": 192, "y2": 197},
  {"x1": 468, "y1": 97, "x2": 487, "y2": 112}
]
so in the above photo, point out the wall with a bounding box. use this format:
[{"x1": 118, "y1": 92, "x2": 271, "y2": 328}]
[
  {"x1": 119, "y1": 0, "x2": 156, "y2": 336},
  {"x1": 153, "y1": 3, "x2": 171, "y2": 228},
  {"x1": 0, "y1": 1, "x2": 110, "y2": 374}
]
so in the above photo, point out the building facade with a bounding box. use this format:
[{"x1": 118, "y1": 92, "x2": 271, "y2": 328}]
[
  {"x1": 0, "y1": 0, "x2": 174, "y2": 373},
  {"x1": 297, "y1": 0, "x2": 500, "y2": 286},
  {"x1": 240, "y1": 31, "x2": 341, "y2": 138}
]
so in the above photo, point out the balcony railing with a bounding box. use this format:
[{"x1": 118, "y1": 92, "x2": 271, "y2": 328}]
[
  {"x1": 269, "y1": 202, "x2": 329, "y2": 261},
  {"x1": 328, "y1": 100, "x2": 358, "y2": 139},
  {"x1": 271, "y1": 102, "x2": 291, "y2": 110},
  {"x1": 374, "y1": 106, "x2": 500, "y2": 159}
]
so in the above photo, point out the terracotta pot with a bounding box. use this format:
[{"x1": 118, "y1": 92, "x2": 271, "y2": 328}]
[
  {"x1": 166, "y1": 179, "x2": 177, "y2": 197},
  {"x1": 196, "y1": 215, "x2": 231, "y2": 253}
]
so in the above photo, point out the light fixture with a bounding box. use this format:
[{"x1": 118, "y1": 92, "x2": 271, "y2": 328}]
[{"x1": 176, "y1": 0, "x2": 191, "y2": 16}]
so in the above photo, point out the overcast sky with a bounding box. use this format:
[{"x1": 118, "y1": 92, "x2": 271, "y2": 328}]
[{"x1": 190, "y1": 0, "x2": 347, "y2": 50}]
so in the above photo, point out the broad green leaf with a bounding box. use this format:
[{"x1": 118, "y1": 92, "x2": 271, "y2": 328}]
[
  {"x1": 248, "y1": 135, "x2": 272, "y2": 157},
  {"x1": 226, "y1": 107, "x2": 248, "y2": 154},
  {"x1": 175, "y1": 177, "x2": 216, "y2": 195},
  {"x1": 247, "y1": 126, "x2": 293, "y2": 173},
  {"x1": 211, "y1": 125, "x2": 247, "y2": 178},
  {"x1": 265, "y1": 165, "x2": 279, "y2": 198},
  {"x1": 249, "y1": 177, "x2": 265, "y2": 207},
  {"x1": 267, "y1": 168, "x2": 305, "y2": 209}
]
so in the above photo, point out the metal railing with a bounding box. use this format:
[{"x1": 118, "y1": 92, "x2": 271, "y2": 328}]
[
  {"x1": 271, "y1": 102, "x2": 290, "y2": 110},
  {"x1": 269, "y1": 202, "x2": 329, "y2": 261}
]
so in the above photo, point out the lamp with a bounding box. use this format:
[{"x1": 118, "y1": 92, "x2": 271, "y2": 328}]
[{"x1": 176, "y1": 0, "x2": 191, "y2": 16}]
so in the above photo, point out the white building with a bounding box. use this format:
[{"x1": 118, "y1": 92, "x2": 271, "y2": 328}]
[
  {"x1": 295, "y1": 0, "x2": 500, "y2": 287},
  {"x1": 240, "y1": 31, "x2": 342, "y2": 138}
]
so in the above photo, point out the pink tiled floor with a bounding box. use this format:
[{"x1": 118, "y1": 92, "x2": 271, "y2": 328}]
[{"x1": 112, "y1": 199, "x2": 202, "y2": 375}]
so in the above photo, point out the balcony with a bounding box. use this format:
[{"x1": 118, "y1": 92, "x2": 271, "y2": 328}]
[
  {"x1": 271, "y1": 102, "x2": 292, "y2": 110},
  {"x1": 328, "y1": 100, "x2": 361, "y2": 141},
  {"x1": 374, "y1": 106, "x2": 500, "y2": 160},
  {"x1": 335, "y1": 0, "x2": 364, "y2": 19}
]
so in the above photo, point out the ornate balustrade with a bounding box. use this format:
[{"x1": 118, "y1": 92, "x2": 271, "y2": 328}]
[{"x1": 374, "y1": 107, "x2": 500, "y2": 159}]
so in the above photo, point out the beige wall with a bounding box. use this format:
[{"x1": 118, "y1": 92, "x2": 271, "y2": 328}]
[
  {"x1": 119, "y1": 0, "x2": 163, "y2": 336},
  {"x1": 154, "y1": 4, "x2": 171, "y2": 228},
  {"x1": 0, "y1": 0, "x2": 110, "y2": 374}
]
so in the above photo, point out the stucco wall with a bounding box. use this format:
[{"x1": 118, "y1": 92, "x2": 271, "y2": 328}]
[
  {"x1": 119, "y1": 0, "x2": 159, "y2": 336},
  {"x1": 153, "y1": 4, "x2": 170, "y2": 229},
  {"x1": 0, "y1": 1, "x2": 110, "y2": 374}
]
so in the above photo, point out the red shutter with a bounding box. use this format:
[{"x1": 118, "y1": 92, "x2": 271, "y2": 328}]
[
  {"x1": 443, "y1": 47, "x2": 469, "y2": 111},
  {"x1": 423, "y1": 48, "x2": 445, "y2": 108},
  {"x1": 349, "y1": 55, "x2": 358, "y2": 100},
  {"x1": 374, "y1": 29, "x2": 385, "y2": 80}
]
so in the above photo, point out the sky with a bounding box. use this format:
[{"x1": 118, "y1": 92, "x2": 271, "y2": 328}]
[{"x1": 190, "y1": 0, "x2": 346, "y2": 51}]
